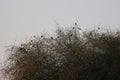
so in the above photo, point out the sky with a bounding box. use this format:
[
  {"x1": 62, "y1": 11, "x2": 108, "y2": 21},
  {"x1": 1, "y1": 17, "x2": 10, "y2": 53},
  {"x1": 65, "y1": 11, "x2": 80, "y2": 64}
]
[{"x1": 0, "y1": 0, "x2": 120, "y2": 67}]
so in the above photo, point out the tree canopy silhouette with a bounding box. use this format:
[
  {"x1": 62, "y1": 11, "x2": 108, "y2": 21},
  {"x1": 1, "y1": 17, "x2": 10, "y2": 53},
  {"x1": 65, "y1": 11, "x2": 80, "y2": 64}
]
[{"x1": 2, "y1": 25, "x2": 120, "y2": 80}]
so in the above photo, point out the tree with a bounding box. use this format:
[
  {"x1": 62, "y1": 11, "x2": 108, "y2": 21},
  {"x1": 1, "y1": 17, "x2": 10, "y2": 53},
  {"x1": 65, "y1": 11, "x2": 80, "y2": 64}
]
[{"x1": 2, "y1": 25, "x2": 120, "y2": 80}]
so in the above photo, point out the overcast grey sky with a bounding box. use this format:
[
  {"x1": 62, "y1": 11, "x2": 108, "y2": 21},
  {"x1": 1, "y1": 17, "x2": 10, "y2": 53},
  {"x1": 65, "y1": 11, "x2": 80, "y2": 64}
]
[{"x1": 0, "y1": 0, "x2": 120, "y2": 65}]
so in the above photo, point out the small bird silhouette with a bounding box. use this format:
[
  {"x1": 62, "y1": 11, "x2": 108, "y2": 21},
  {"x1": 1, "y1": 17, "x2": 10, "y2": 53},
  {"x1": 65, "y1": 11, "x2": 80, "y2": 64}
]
[
  {"x1": 75, "y1": 22, "x2": 77, "y2": 25},
  {"x1": 98, "y1": 27, "x2": 100, "y2": 30},
  {"x1": 41, "y1": 35, "x2": 43, "y2": 38},
  {"x1": 51, "y1": 37, "x2": 53, "y2": 40}
]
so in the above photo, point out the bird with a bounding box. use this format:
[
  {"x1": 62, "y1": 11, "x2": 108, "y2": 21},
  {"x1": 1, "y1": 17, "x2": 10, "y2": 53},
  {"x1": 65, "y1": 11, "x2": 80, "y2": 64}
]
[
  {"x1": 41, "y1": 35, "x2": 43, "y2": 38},
  {"x1": 51, "y1": 37, "x2": 53, "y2": 40},
  {"x1": 30, "y1": 40, "x2": 33, "y2": 42},
  {"x1": 75, "y1": 22, "x2": 77, "y2": 25},
  {"x1": 98, "y1": 27, "x2": 100, "y2": 30}
]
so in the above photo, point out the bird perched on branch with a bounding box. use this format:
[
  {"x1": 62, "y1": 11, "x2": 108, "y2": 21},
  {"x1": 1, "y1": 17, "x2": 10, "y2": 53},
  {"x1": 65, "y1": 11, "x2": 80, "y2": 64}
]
[{"x1": 75, "y1": 22, "x2": 77, "y2": 25}]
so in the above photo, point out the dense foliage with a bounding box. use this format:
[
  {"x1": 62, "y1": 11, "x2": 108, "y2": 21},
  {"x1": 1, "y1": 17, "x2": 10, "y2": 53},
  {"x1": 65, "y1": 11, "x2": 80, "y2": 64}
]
[{"x1": 2, "y1": 25, "x2": 120, "y2": 80}]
